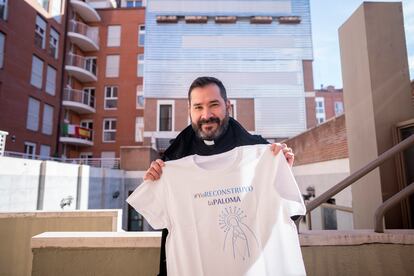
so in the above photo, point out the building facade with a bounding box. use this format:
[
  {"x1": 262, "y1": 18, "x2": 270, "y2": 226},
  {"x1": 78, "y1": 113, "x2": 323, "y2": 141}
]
[
  {"x1": 0, "y1": 0, "x2": 66, "y2": 158},
  {"x1": 143, "y1": 0, "x2": 314, "y2": 151}
]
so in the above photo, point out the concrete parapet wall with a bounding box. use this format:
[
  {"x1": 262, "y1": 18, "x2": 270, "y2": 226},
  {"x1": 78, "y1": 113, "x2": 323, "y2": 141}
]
[
  {"x1": 31, "y1": 230, "x2": 414, "y2": 276},
  {"x1": 0, "y1": 210, "x2": 121, "y2": 276}
]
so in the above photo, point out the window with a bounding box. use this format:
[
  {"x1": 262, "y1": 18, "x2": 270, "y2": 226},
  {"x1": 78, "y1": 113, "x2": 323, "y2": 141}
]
[
  {"x1": 80, "y1": 120, "x2": 93, "y2": 141},
  {"x1": 334, "y1": 101, "x2": 344, "y2": 116},
  {"x1": 0, "y1": 32, "x2": 5, "y2": 68},
  {"x1": 135, "y1": 117, "x2": 144, "y2": 142},
  {"x1": 107, "y1": 25, "x2": 121, "y2": 47},
  {"x1": 126, "y1": 0, "x2": 142, "y2": 7},
  {"x1": 85, "y1": 57, "x2": 97, "y2": 75},
  {"x1": 24, "y1": 142, "x2": 36, "y2": 159},
  {"x1": 39, "y1": 144, "x2": 51, "y2": 158},
  {"x1": 42, "y1": 104, "x2": 54, "y2": 135},
  {"x1": 157, "y1": 100, "x2": 174, "y2": 131},
  {"x1": 315, "y1": 97, "x2": 325, "y2": 124},
  {"x1": 104, "y1": 86, "x2": 118, "y2": 109},
  {"x1": 101, "y1": 151, "x2": 116, "y2": 168},
  {"x1": 37, "y1": 0, "x2": 49, "y2": 11},
  {"x1": 138, "y1": 25, "x2": 145, "y2": 47},
  {"x1": 103, "y1": 119, "x2": 116, "y2": 142},
  {"x1": 49, "y1": 28, "x2": 59, "y2": 59},
  {"x1": 35, "y1": 15, "x2": 46, "y2": 49},
  {"x1": 137, "y1": 54, "x2": 144, "y2": 77},
  {"x1": 105, "y1": 55, "x2": 120, "y2": 78},
  {"x1": 45, "y1": 66, "x2": 56, "y2": 95},
  {"x1": 0, "y1": 0, "x2": 8, "y2": 20},
  {"x1": 30, "y1": 55, "x2": 43, "y2": 88},
  {"x1": 26, "y1": 97, "x2": 40, "y2": 131},
  {"x1": 136, "y1": 85, "x2": 144, "y2": 109},
  {"x1": 83, "y1": 87, "x2": 95, "y2": 108},
  {"x1": 80, "y1": 152, "x2": 93, "y2": 160},
  {"x1": 230, "y1": 99, "x2": 237, "y2": 119}
]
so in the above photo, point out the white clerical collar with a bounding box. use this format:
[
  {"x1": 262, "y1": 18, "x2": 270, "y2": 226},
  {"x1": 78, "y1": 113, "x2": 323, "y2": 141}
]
[{"x1": 203, "y1": 140, "x2": 215, "y2": 146}]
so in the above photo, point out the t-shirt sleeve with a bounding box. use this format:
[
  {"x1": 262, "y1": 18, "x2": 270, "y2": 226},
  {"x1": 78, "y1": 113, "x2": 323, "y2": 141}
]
[
  {"x1": 274, "y1": 152, "x2": 306, "y2": 217},
  {"x1": 126, "y1": 178, "x2": 170, "y2": 230}
]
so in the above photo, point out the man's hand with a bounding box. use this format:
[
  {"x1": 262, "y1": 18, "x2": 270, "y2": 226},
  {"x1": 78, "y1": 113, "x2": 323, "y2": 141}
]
[
  {"x1": 270, "y1": 143, "x2": 294, "y2": 167},
  {"x1": 143, "y1": 159, "x2": 165, "y2": 181}
]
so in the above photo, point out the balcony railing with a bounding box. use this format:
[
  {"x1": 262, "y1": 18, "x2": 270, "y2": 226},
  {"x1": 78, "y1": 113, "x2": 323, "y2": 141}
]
[
  {"x1": 68, "y1": 20, "x2": 99, "y2": 51},
  {"x1": 3, "y1": 151, "x2": 120, "y2": 169},
  {"x1": 63, "y1": 88, "x2": 96, "y2": 113},
  {"x1": 61, "y1": 123, "x2": 93, "y2": 141},
  {"x1": 66, "y1": 53, "x2": 97, "y2": 82}
]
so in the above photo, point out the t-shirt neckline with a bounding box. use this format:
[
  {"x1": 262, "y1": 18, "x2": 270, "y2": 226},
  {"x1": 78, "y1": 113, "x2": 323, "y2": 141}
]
[{"x1": 191, "y1": 146, "x2": 241, "y2": 174}]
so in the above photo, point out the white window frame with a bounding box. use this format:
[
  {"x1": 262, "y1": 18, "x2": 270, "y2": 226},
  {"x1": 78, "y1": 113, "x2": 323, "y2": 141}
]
[
  {"x1": 45, "y1": 65, "x2": 56, "y2": 95},
  {"x1": 35, "y1": 15, "x2": 46, "y2": 49},
  {"x1": 41, "y1": 104, "x2": 54, "y2": 135},
  {"x1": 315, "y1": 97, "x2": 326, "y2": 124},
  {"x1": 157, "y1": 100, "x2": 175, "y2": 132},
  {"x1": 30, "y1": 55, "x2": 44, "y2": 89},
  {"x1": 135, "y1": 116, "x2": 144, "y2": 142},
  {"x1": 24, "y1": 142, "x2": 37, "y2": 159},
  {"x1": 102, "y1": 118, "x2": 117, "y2": 143},
  {"x1": 137, "y1": 54, "x2": 144, "y2": 77},
  {"x1": 136, "y1": 85, "x2": 144, "y2": 109},
  {"x1": 85, "y1": 56, "x2": 97, "y2": 75},
  {"x1": 83, "y1": 87, "x2": 95, "y2": 108},
  {"x1": 0, "y1": 32, "x2": 5, "y2": 68},
  {"x1": 0, "y1": 0, "x2": 9, "y2": 20},
  {"x1": 127, "y1": 0, "x2": 143, "y2": 7},
  {"x1": 104, "y1": 86, "x2": 118, "y2": 110},
  {"x1": 334, "y1": 101, "x2": 344, "y2": 116},
  {"x1": 26, "y1": 97, "x2": 40, "y2": 131},
  {"x1": 107, "y1": 25, "x2": 121, "y2": 47},
  {"x1": 138, "y1": 25, "x2": 145, "y2": 47},
  {"x1": 80, "y1": 152, "x2": 93, "y2": 159},
  {"x1": 229, "y1": 99, "x2": 237, "y2": 119},
  {"x1": 49, "y1": 28, "x2": 59, "y2": 59},
  {"x1": 105, "y1": 55, "x2": 120, "y2": 78}
]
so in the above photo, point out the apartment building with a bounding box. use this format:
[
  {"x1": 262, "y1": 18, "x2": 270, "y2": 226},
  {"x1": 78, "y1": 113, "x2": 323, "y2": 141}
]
[
  {"x1": 60, "y1": 0, "x2": 146, "y2": 161},
  {"x1": 0, "y1": 0, "x2": 65, "y2": 158}
]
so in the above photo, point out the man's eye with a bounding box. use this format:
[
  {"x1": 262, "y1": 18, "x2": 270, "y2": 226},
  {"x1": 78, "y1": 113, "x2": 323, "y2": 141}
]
[{"x1": 194, "y1": 106, "x2": 202, "y2": 110}]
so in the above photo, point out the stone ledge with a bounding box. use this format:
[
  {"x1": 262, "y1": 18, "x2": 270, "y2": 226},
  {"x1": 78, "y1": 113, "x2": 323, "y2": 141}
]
[
  {"x1": 31, "y1": 231, "x2": 162, "y2": 249},
  {"x1": 299, "y1": 229, "x2": 414, "y2": 246}
]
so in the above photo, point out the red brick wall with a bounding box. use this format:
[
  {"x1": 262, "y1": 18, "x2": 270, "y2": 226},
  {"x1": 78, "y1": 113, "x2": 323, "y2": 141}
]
[
  {"x1": 0, "y1": 0, "x2": 66, "y2": 155},
  {"x1": 284, "y1": 114, "x2": 348, "y2": 166}
]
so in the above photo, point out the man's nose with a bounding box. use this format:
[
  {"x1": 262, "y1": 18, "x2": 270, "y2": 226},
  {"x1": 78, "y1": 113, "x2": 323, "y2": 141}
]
[{"x1": 201, "y1": 108, "x2": 213, "y2": 120}]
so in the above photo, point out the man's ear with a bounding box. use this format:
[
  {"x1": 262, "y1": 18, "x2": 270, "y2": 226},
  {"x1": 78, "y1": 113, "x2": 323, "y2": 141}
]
[{"x1": 226, "y1": 100, "x2": 231, "y2": 113}]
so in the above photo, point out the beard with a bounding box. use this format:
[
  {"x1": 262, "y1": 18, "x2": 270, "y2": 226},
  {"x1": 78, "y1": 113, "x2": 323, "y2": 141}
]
[{"x1": 191, "y1": 113, "x2": 230, "y2": 140}]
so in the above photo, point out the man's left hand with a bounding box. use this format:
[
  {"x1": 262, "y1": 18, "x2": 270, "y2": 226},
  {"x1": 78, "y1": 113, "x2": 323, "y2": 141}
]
[{"x1": 270, "y1": 143, "x2": 294, "y2": 167}]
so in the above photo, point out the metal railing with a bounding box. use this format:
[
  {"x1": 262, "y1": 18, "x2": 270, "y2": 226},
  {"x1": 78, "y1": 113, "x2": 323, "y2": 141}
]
[
  {"x1": 61, "y1": 123, "x2": 93, "y2": 141},
  {"x1": 303, "y1": 134, "x2": 414, "y2": 232},
  {"x1": 374, "y1": 182, "x2": 414, "y2": 233},
  {"x1": 63, "y1": 88, "x2": 95, "y2": 109},
  {"x1": 66, "y1": 53, "x2": 97, "y2": 76},
  {"x1": 2, "y1": 151, "x2": 120, "y2": 169},
  {"x1": 68, "y1": 20, "x2": 99, "y2": 46},
  {"x1": 0, "y1": 130, "x2": 8, "y2": 156}
]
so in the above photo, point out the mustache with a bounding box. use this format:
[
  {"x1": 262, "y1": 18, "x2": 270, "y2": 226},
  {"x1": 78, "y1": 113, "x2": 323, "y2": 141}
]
[{"x1": 198, "y1": 117, "x2": 220, "y2": 127}]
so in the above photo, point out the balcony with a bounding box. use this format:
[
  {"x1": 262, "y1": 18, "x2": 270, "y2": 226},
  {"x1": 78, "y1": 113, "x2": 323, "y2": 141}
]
[
  {"x1": 65, "y1": 54, "x2": 97, "y2": 82},
  {"x1": 60, "y1": 123, "x2": 94, "y2": 146},
  {"x1": 68, "y1": 20, "x2": 99, "y2": 52},
  {"x1": 62, "y1": 88, "x2": 96, "y2": 114},
  {"x1": 70, "y1": 0, "x2": 101, "y2": 22}
]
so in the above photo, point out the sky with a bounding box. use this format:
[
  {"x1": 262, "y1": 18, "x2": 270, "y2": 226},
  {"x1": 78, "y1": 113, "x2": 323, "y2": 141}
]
[{"x1": 310, "y1": 0, "x2": 414, "y2": 89}]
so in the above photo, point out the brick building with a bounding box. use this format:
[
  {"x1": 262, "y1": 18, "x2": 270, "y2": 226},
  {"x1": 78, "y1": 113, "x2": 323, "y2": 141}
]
[{"x1": 0, "y1": 0, "x2": 66, "y2": 158}]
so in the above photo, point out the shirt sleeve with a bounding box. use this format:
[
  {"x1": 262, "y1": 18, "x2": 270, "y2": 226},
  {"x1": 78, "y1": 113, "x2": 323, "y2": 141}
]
[
  {"x1": 126, "y1": 178, "x2": 170, "y2": 230},
  {"x1": 273, "y1": 152, "x2": 306, "y2": 217}
]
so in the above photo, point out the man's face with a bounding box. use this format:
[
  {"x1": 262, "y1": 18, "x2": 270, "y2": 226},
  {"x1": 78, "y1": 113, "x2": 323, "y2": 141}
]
[{"x1": 189, "y1": 84, "x2": 230, "y2": 140}]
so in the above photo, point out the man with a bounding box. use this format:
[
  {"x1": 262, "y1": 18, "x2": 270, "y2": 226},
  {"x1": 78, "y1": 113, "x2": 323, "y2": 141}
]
[{"x1": 144, "y1": 76, "x2": 294, "y2": 276}]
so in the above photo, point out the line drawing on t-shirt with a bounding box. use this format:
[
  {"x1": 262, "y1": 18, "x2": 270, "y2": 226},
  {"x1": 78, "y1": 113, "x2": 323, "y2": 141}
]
[{"x1": 219, "y1": 206, "x2": 259, "y2": 261}]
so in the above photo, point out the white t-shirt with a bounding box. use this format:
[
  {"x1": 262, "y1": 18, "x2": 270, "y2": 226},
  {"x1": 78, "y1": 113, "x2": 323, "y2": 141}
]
[{"x1": 127, "y1": 144, "x2": 306, "y2": 276}]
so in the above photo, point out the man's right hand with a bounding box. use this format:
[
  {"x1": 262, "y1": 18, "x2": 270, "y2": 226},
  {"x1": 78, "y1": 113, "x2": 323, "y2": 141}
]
[{"x1": 143, "y1": 159, "x2": 165, "y2": 181}]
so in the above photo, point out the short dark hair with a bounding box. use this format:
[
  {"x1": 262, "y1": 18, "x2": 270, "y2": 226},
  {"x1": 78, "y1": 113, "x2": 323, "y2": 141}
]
[{"x1": 188, "y1": 76, "x2": 227, "y2": 102}]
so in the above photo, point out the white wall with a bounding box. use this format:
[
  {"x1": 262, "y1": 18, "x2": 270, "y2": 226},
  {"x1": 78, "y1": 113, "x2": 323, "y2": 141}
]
[{"x1": 293, "y1": 158, "x2": 353, "y2": 230}]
